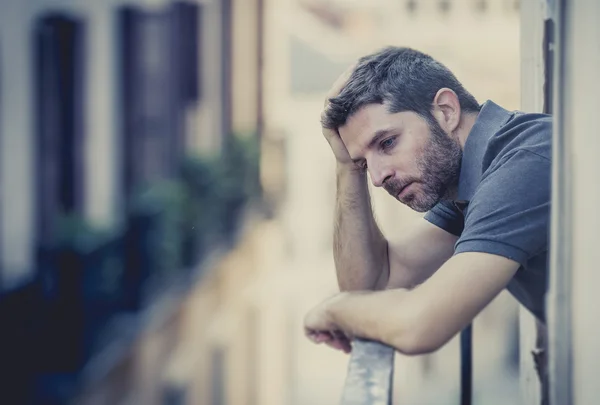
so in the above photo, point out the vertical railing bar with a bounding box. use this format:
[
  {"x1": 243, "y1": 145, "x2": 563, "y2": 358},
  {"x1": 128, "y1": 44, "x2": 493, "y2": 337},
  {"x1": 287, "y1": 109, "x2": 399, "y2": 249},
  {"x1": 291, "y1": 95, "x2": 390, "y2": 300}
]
[{"x1": 460, "y1": 324, "x2": 473, "y2": 405}]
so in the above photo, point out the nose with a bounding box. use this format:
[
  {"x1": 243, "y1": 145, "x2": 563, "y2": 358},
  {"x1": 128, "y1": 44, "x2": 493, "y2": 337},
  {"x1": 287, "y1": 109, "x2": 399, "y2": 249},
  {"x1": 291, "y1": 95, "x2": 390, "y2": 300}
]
[{"x1": 369, "y1": 161, "x2": 393, "y2": 188}]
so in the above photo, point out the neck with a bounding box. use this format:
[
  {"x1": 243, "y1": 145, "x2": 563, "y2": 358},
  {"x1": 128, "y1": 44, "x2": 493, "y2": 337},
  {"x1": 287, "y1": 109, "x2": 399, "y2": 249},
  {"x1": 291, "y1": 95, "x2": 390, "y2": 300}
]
[{"x1": 455, "y1": 112, "x2": 479, "y2": 150}]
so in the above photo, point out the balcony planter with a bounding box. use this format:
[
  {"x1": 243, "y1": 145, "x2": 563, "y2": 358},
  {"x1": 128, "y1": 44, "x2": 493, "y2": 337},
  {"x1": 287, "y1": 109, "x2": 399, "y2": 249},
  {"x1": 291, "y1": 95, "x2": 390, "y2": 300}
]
[
  {"x1": 126, "y1": 180, "x2": 186, "y2": 307},
  {"x1": 180, "y1": 134, "x2": 260, "y2": 261},
  {"x1": 215, "y1": 133, "x2": 261, "y2": 242},
  {"x1": 180, "y1": 156, "x2": 222, "y2": 267},
  {"x1": 37, "y1": 214, "x2": 124, "y2": 372}
]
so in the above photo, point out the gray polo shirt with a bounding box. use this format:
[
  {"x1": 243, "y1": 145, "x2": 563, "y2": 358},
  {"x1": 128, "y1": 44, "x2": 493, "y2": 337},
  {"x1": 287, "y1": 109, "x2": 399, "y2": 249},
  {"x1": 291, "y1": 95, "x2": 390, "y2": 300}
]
[{"x1": 424, "y1": 100, "x2": 552, "y2": 322}]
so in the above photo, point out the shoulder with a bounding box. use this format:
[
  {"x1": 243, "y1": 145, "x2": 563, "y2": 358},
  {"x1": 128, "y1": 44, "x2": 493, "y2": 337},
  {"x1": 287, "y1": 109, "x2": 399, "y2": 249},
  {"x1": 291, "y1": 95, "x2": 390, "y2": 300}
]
[
  {"x1": 484, "y1": 112, "x2": 552, "y2": 171},
  {"x1": 458, "y1": 149, "x2": 551, "y2": 266}
]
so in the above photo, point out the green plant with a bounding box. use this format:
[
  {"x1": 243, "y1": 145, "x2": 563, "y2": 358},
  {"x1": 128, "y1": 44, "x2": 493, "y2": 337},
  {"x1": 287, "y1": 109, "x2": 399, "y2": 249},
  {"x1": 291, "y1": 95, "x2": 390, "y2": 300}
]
[
  {"x1": 221, "y1": 132, "x2": 261, "y2": 202},
  {"x1": 124, "y1": 132, "x2": 263, "y2": 270},
  {"x1": 129, "y1": 180, "x2": 187, "y2": 277},
  {"x1": 49, "y1": 212, "x2": 124, "y2": 300},
  {"x1": 179, "y1": 156, "x2": 220, "y2": 265},
  {"x1": 180, "y1": 133, "x2": 261, "y2": 245},
  {"x1": 53, "y1": 213, "x2": 112, "y2": 252}
]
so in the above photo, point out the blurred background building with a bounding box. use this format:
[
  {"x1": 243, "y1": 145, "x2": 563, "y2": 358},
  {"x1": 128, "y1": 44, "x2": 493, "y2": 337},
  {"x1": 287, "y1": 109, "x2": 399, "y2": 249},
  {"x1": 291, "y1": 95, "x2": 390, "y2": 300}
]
[
  {"x1": 0, "y1": 0, "x2": 265, "y2": 403},
  {"x1": 0, "y1": 0, "x2": 539, "y2": 404}
]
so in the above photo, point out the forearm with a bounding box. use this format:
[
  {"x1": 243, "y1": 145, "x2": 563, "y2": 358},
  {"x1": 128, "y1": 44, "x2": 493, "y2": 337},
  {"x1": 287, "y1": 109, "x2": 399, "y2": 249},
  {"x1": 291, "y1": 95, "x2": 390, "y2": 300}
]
[
  {"x1": 326, "y1": 289, "x2": 421, "y2": 354},
  {"x1": 334, "y1": 165, "x2": 389, "y2": 291},
  {"x1": 326, "y1": 253, "x2": 519, "y2": 356}
]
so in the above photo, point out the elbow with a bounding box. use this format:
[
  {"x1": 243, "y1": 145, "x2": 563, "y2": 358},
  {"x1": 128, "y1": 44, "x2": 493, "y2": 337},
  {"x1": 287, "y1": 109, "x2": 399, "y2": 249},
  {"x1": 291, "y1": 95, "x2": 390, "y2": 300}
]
[
  {"x1": 387, "y1": 313, "x2": 446, "y2": 356},
  {"x1": 398, "y1": 336, "x2": 443, "y2": 356},
  {"x1": 390, "y1": 330, "x2": 441, "y2": 356}
]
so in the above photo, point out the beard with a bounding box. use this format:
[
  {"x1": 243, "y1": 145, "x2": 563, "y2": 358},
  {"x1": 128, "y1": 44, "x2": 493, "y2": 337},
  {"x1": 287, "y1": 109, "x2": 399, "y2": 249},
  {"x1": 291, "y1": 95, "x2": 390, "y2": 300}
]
[{"x1": 383, "y1": 119, "x2": 462, "y2": 212}]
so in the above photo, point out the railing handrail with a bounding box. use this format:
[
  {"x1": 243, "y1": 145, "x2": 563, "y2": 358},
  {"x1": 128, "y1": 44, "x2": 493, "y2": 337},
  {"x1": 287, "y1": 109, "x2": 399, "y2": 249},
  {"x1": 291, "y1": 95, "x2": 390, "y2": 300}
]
[
  {"x1": 341, "y1": 326, "x2": 473, "y2": 405},
  {"x1": 341, "y1": 339, "x2": 395, "y2": 405}
]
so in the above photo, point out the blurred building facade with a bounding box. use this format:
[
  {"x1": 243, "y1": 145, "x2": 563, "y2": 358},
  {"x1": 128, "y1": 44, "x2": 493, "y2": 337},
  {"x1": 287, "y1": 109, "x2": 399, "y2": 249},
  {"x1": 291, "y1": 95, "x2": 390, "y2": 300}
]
[{"x1": 0, "y1": 0, "x2": 266, "y2": 404}]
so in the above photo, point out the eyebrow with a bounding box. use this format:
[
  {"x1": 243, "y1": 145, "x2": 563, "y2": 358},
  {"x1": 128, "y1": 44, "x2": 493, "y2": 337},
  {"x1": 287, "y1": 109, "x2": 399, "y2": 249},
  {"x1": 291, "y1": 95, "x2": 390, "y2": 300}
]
[
  {"x1": 351, "y1": 128, "x2": 395, "y2": 165},
  {"x1": 367, "y1": 128, "x2": 394, "y2": 150}
]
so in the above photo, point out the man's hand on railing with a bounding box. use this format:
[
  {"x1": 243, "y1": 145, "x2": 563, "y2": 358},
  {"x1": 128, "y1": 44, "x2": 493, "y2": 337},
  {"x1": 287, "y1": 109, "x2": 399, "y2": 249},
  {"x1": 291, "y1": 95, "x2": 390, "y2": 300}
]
[
  {"x1": 304, "y1": 293, "x2": 353, "y2": 354},
  {"x1": 304, "y1": 294, "x2": 396, "y2": 404}
]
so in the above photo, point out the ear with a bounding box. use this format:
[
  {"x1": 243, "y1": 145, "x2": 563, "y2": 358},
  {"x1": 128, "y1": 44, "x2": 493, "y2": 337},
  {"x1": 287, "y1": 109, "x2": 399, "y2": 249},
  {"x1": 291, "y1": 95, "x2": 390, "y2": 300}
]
[{"x1": 431, "y1": 88, "x2": 462, "y2": 134}]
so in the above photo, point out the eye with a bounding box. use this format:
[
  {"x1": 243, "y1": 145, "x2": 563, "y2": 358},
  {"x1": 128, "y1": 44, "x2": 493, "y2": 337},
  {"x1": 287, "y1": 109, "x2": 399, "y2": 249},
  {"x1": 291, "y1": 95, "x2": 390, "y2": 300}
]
[{"x1": 380, "y1": 136, "x2": 397, "y2": 151}]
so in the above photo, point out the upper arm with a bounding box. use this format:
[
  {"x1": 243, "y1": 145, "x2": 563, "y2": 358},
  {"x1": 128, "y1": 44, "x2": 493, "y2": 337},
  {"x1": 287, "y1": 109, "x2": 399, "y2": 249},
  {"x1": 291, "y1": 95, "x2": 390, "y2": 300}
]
[
  {"x1": 402, "y1": 251, "x2": 520, "y2": 354},
  {"x1": 385, "y1": 217, "x2": 459, "y2": 289},
  {"x1": 402, "y1": 151, "x2": 550, "y2": 352}
]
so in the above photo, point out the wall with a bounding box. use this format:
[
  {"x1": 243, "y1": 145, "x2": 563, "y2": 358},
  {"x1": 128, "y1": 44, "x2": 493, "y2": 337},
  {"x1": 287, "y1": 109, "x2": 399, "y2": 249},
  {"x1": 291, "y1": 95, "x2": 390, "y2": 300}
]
[
  {"x1": 0, "y1": 0, "x2": 37, "y2": 287},
  {"x1": 555, "y1": 0, "x2": 600, "y2": 403},
  {"x1": 518, "y1": 0, "x2": 547, "y2": 402}
]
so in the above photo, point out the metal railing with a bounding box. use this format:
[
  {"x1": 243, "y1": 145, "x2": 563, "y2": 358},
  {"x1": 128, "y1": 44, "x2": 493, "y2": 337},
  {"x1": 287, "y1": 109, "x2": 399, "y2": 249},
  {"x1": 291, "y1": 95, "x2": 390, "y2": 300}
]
[
  {"x1": 341, "y1": 326, "x2": 472, "y2": 405},
  {"x1": 341, "y1": 339, "x2": 395, "y2": 405}
]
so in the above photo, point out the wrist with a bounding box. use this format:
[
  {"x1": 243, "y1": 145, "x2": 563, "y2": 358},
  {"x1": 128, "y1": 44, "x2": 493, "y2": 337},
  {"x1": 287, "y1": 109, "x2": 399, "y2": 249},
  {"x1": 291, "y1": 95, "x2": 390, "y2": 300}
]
[
  {"x1": 324, "y1": 292, "x2": 347, "y2": 331},
  {"x1": 336, "y1": 162, "x2": 365, "y2": 176},
  {"x1": 326, "y1": 291, "x2": 367, "y2": 337}
]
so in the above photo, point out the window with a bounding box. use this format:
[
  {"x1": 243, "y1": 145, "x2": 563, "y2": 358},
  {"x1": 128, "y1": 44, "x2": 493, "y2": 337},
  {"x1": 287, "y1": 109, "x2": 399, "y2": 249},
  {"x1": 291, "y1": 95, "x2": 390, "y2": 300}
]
[
  {"x1": 118, "y1": 4, "x2": 200, "y2": 200},
  {"x1": 34, "y1": 13, "x2": 85, "y2": 246}
]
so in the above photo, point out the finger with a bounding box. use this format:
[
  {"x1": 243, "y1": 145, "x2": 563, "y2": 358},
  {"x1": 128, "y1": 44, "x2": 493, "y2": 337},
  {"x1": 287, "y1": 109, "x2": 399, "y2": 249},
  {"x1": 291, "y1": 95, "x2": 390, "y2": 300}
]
[
  {"x1": 320, "y1": 110, "x2": 335, "y2": 130},
  {"x1": 320, "y1": 111, "x2": 342, "y2": 142},
  {"x1": 339, "y1": 338, "x2": 352, "y2": 354},
  {"x1": 329, "y1": 63, "x2": 357, "y2": 96},
  {"x1": 322, "y1": 127, "x2": 341, "y2": 145},
  {"x1": 325, "y1": 339, "x2": 345, "y2": 351},
  {"x1": 315, "y1": 332, "x2": 333, "y2": 343},
  {"x1": 305, "y1": 329, "x2": 318, "y2": 342},
  {"x1": 332, "y1": 331, "x2": 352, "y2": 353},
  {"x1": 324, "y1": 62, "x2": 358, "y2": 107},
  {"x1": 324, "y1": 336, "x2": 352, "y2": 353},
  {"x1": 306, "y1": 329, "x2": 342, "y2": 349},
  {"x1": 306, "y1": 330, "x2": 333, "y2": 344}
]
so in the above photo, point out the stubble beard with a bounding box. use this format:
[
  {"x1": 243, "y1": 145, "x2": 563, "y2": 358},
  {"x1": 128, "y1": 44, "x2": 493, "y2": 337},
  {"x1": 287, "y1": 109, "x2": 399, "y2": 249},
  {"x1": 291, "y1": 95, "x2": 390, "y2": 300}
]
[{"x1": 398, "y1": 121, "x2": 462, "y2": 212}]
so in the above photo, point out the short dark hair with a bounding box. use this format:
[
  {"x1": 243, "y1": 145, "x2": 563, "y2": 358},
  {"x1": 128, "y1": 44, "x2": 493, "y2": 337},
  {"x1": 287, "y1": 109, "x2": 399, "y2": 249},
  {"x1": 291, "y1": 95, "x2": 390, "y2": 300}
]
[{"x1": 322, "y1": 46, "x2": 481, "y2": 129}]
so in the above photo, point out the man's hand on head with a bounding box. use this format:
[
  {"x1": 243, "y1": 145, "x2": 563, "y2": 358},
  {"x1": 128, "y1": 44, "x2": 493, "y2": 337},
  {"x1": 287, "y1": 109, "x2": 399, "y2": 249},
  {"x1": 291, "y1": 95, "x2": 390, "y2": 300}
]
[
  {"x1": 323, "y1": 63, "x2": 357, "y2": 109},
  {"x1": 321, "y1": 64, "x2": 360, "y2": 170}
]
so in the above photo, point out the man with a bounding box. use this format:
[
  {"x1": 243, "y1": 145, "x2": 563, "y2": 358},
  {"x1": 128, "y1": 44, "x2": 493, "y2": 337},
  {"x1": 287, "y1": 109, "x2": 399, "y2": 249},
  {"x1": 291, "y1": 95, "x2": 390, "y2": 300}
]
[{"x1": 303, "y1": 46, "x2": 550, "y2": 402}]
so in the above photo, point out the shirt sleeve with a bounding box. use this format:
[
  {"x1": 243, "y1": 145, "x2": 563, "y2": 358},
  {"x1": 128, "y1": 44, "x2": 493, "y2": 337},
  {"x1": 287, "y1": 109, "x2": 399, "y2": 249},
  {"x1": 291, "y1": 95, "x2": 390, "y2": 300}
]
[
  {"x1": 424, "y1": 200, "x2": 464, "y2": 237},
  {"x1": 454, "y1": 150, "x2": 551, "y2": 266}
]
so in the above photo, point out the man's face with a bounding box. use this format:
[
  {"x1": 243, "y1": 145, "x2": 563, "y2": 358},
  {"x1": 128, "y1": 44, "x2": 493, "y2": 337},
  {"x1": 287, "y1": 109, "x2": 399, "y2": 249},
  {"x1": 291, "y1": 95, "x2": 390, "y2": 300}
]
[{"x1": 338, "y1": 103, "x2": 462, "y2": 212}]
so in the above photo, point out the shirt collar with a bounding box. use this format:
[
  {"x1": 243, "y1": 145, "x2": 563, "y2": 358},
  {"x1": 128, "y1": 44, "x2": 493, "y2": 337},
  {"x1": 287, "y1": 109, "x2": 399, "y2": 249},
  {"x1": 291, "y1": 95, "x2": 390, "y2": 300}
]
[{"x1": 456, "y1": 100, "x2": 513, "y2": 203}]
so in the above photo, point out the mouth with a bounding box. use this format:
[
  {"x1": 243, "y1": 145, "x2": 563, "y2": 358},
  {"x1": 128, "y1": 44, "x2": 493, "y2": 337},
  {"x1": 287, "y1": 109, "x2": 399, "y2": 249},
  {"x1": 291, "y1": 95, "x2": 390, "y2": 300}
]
[{"x1": 397, "y1": 182, "x2": 413, "y2": 200}]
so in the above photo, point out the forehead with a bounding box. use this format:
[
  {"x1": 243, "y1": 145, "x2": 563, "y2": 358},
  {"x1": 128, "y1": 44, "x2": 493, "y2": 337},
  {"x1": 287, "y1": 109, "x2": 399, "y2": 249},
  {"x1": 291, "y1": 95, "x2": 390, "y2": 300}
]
[{"x1": 338, "y1": 104, "x2": 424, "y2": 155}]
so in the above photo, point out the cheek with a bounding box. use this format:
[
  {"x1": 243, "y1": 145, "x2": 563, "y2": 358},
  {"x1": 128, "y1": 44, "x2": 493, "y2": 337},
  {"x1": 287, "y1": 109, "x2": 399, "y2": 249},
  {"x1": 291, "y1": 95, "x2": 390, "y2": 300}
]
[
  {"x1": 407, "y1": 136, "x2": 430, "y2": 167},
  {"x1": 390, "y1": 142, "x2": 420, "y2": 173}
]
